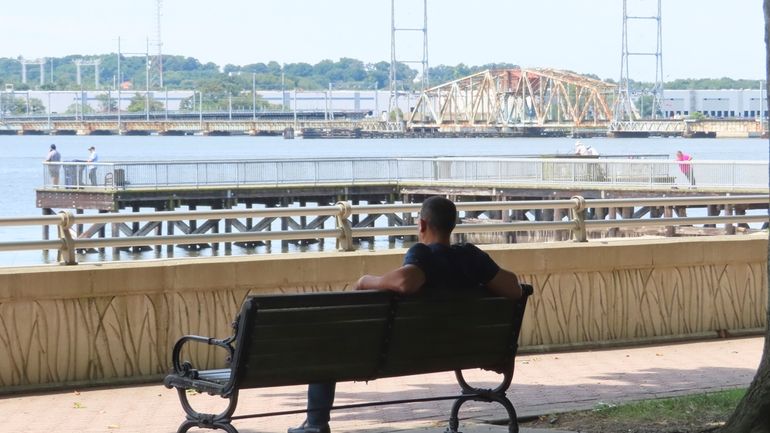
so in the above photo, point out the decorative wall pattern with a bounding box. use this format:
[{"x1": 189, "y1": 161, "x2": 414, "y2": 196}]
[{"x1": 0, "y1": 238, "x2": 766, "y2": 391}]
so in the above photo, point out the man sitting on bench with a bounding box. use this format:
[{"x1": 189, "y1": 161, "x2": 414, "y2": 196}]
[{"x1": 289, "y1": 196, "x2": 523, "y2": 433}]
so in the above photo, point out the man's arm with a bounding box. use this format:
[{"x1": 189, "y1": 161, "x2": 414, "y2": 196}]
[
  {"x1": 355, "y1": 264, "x2": 426, "y2": 295},
  {"x1": 485, "y1": 268, "x2": 523, "y2": 301}
]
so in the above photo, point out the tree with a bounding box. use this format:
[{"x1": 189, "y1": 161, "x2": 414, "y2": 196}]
[
  {"x1": 635, "y1": 93, "x2": 655, "y2": 118},
  {"x1": 95, "y1": 93, "x2": 117, "y2": 112},
  {"x1": 64, "y1": 102, "x2": 94, "y2": 115},
  {"x1": 126, "y1": 92, "x2": 164, "y2": 112},
  {"x1": 0, "y1": 95, "x2": 45, "y2": 115},
  {"x1": 720, "y1": 2, "x2": 770, "y2": 432}
]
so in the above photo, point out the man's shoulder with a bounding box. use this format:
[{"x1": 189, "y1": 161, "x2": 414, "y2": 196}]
[{"x1": 451, "y1": 242, "x2": 482, "y2": 252}]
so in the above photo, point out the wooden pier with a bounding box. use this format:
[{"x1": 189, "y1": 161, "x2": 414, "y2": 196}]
[{"x1": 36, "y1": 182, "x2": 767, "y2": 253}]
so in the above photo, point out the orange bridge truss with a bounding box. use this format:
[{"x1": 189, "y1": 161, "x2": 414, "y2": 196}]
[{"x1": 408, "y1": 68, "x2": 617, "y2": 130}]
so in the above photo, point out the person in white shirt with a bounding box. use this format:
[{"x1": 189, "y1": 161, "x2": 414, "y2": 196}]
[
  {"x1": 573, "y1": 140, "x2": 588, "y2": 156},
  {"x1": 86, "y1": 146, "x2": 99, "y2": 186},
  {"x1": 44, "y1": 144, "x2": 62, "y2": 186}
]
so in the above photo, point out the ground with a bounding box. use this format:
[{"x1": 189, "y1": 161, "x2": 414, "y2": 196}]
[{"x1": 522, "y1": 412, "x2": 726, "y2": 433}]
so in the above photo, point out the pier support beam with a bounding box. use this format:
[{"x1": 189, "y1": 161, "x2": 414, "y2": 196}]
[
  {"x1": 608, "y1": 207, "x2": 618, "y2": 238},
  {"x1": 706, "y1": 205, "x2": 719, "y2": 228},
  {"x1": 664, "y1": 206, "x2": 675, "y2": 237},
  {"x1": 725, "y1": 204, "x2": 735, "y2": 235}
]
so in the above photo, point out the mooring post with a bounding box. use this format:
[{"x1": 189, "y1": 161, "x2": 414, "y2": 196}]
[
  {"x1": 335, "y1": 201, "x2": 354, "y2": 251},
  {"x1": 570, "y1": 196, "x2": 588, "y2": 242},
  {"x1": 57, "y1": 211, "x2": 77, "y2": 265}
]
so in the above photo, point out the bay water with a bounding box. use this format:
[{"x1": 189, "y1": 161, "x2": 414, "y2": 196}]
[{"x1": 1, "y1": 134, "x2": 767, "y2": 266}]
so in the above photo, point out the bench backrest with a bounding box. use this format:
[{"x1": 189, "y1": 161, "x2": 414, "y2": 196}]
[{"x1": 229, "y1": 285, "x2": 532, "y2": 390}]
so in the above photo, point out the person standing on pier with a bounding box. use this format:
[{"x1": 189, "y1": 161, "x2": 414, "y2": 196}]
[
  {"x1": 86, "y1": 146, "x2": 99, "y2": 186},
  {"x1": 44, "y1": 144, "x2": 61, "y2": 186},
  {"x1": 676, "y1": 150, "x2": 696, "y2": 185},
  {"x1": 289, "y1": 196, "x2": 523, "y2": 433}
]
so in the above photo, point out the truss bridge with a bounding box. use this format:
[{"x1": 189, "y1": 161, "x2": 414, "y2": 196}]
[{"x1": 407, "y1": 68, "x2": 616, "y2": 134}]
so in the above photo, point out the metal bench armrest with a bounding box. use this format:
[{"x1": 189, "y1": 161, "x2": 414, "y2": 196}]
[{"x1": 170, "y1": 334, "x2": 236, "y2": 379}]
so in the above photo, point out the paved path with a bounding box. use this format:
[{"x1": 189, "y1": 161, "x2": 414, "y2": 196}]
[{"x1": 1, "y1": 337, "x2": 762, "y2": 433}]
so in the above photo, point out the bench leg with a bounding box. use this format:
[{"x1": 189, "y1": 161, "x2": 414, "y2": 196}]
[
  {"x1": 175, "y1": 388, "x2": 240, "y2": 433},
  {"x1": 446, "y1": 394, "x2": 519, "y2": 433}
]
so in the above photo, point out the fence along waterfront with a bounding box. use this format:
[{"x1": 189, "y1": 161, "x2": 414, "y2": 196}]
[
  {"x1": 1, "y1": 195, "x2": 767, "y2": 266},
  {"x1": 41, "y1": 157, "x2": 769, "y2": 192}
]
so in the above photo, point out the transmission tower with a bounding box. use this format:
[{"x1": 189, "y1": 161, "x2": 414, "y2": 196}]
[
  {"x1": 151, "y1": 0, "x2": 164, "y2": 88},
  {"x1": 19, "y1": 58, "x2": 46, "y2": 86},
  {"x1": 615, "y1": 0, "x2": 664, "y2": 120},
  {"x1": 389, "y1": 0, "x2": 429, "y2": 124},
  {"x1": 74, "y1": 59, "x2": 101, "y2": 88}
]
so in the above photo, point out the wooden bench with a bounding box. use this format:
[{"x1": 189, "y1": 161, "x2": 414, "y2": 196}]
[{"x1": 164, "y1": 284, "x2": 533, "y2": 433}]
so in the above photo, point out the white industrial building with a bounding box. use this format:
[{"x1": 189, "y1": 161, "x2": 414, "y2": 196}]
[
  {"x1": 661, "y1": 89, "x2": 767, "y2": 119},
  {"x1": 3, "y1": 89, "x2": 415, "y2": 117}
]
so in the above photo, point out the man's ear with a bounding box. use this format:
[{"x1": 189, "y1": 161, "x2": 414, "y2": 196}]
[{"x1": 417, "y1": 217, "x2": 427, "y2": 233}]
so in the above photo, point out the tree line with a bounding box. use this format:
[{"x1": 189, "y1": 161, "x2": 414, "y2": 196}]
[
  {"x1": 1, "y1": 54, "x2": 762, "y2": 93},
  {"x1": 1, "y1": 54, "x2": 764, "y2": 117}
]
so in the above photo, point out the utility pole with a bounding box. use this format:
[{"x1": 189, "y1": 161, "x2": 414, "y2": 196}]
[
  {"x1": 146, "y1": 37, "x2": 151, "y2": 121},
  {"x1": 117, "y1": 37, "x2": 122, "y2": 134}
]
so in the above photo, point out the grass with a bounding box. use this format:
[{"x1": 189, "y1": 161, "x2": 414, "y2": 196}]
[{"x1": 524, "y1": 388, "x2": 746, "y2": 433}]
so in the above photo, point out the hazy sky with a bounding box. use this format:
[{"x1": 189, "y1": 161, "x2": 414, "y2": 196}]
[{"x1": 1, "y1": 0, "x2": 764, "y2": 81}]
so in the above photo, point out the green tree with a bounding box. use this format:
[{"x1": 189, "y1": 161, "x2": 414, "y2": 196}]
[
  {"x1": 64, "y1": 102, "x2": 95, "y2": 115},
  {"x1": 127, "y1": 92, "x2": 164, "y2": 112},
  {"x1": 0, "y1": 95, "x2": 45, "y2": 115},
  {"x1": 634, "y1": 93, "x2": 655, "y2": 118},
  {"x1": 95, "y1": 93, "x2": 117, "y2": 112}
]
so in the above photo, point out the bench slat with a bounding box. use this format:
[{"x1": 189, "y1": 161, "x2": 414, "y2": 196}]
[
  {"x1": 234, "y1": 295, "x2": 392, "y2": 388},
  {"x1": 380, "y1": 354, "x2": 509, "y2": 378},
  {"x1": 253, "y1": 304, "x2": 391, "y2": 326},
  {"x1": 247, "y1": 291, "x2": 392, "y2": 309}
]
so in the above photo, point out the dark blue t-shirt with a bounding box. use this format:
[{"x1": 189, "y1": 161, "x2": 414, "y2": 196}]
[{"x1": 402, "y1": 242, "x2": 500, "y2": 290}]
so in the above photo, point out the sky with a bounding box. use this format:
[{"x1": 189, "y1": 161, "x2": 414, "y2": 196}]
[{"x1": 0, "y1": 0, "x2": 765, "y2": 82}]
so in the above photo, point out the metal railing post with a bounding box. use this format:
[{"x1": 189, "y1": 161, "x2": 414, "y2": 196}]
[
  {"x1": 570, "y1": 195, "x2": 588, "y2": 242},
  {"x1": 57, "y1": 211, "x2": 78, "y2": 265},
  {"x1": 335, "y1": 201, "x2": 355, "y2": 251}
]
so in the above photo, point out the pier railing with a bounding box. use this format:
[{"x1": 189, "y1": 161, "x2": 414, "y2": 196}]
[
  {"x1": 1, "y1": 195, "x2": 767, "y2": 266},
  {"x1": 42, "y1": 157, "x2": 769, "y2": 192}
]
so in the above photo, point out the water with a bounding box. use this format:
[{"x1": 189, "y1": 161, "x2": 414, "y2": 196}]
[{"x1": 1, "y1": 134, "x2": 767, "y2": 266}]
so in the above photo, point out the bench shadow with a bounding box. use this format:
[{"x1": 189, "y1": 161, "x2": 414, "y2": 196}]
[{"x1": 232, "y1": 365, "x2": 755, "y2": 433}]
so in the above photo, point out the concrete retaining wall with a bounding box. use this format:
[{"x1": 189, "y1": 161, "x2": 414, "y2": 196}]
[{"x1": 0, "y1": 236, "x2": 766, "y2": 392}]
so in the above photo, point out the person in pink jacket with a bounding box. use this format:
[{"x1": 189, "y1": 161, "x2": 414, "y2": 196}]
[{"x1": 676, "y1": 150, "x2": 695, "y2": 185}]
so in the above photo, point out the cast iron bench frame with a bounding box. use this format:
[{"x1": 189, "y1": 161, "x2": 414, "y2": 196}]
[{"x1": 164, "y1": 284, "x2": 533, "y2": 433}]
